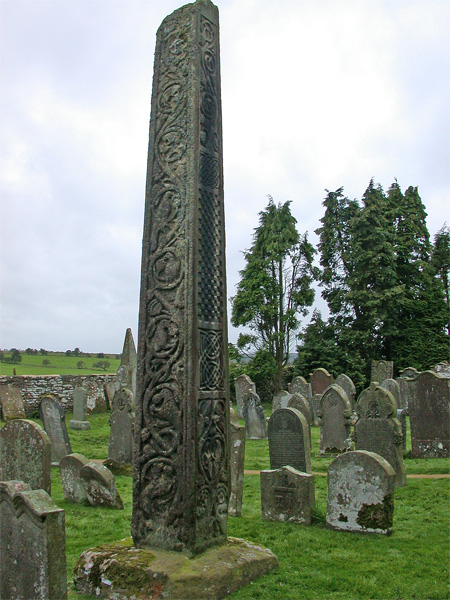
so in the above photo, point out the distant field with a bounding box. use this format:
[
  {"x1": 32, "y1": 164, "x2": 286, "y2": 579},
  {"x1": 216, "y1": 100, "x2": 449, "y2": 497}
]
[{"x1": 0, "y1": 352, "x2": 120, "y2": 376}]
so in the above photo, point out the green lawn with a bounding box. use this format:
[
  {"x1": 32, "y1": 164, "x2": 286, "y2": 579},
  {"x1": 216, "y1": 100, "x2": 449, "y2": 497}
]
[
  {"x1": 1, "y1": 413, "x2": 449, "y2": 599},
  {"x1": 0, "y1": 352, "x2": 120, "y2": 376}
]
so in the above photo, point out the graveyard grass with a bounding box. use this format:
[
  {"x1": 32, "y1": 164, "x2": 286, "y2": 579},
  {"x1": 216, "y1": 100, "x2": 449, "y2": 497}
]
[{"x1": 2, "y1": 414, "x2": 448, "y2": 600}]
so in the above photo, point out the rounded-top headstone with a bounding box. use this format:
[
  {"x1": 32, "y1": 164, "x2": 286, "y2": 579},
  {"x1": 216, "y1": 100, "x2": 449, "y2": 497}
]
[{"x1": 268, "y1": 408, "x2": 311, "y2": 473}]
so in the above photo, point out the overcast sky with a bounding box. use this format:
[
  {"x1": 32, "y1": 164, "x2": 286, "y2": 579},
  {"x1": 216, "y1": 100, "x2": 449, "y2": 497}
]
[{"x1": 1, "y1": 0, "x2": 449, "y2": 354}]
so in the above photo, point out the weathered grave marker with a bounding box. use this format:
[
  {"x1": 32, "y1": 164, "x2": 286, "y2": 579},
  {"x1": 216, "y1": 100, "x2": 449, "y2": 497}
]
[
  {"x1": 69, "y1": 386, "x2": 90, "y2": 430},
  {"x1": 108, "y1": 387, "x2": 134, "y2": 466},
  {"x1": 287, "y1": 393, "x2": 312, "y2": 426},
  {"x1": 243, "y1": 391, "x2": 267, "y2": 439},
  {"x1": 59, "y1": 453, "x2": 89, "y2": 503},
  {"x1": 288, "y1": 376, "x2": 312, "y2": 399},
  {"x1": 229, "y1": 408, "x2": 245, "y2": 517},
  {"x1": 318, "y1": 384, "x2": 352, "y2": 454},
  {"x1": 310, "y1": 368, "x2": 334, "y2": 396},
  {"x1": 235, "y1": 374, "x2": 256, "y2": 418},
  {"x1": 80, "y1": 461, "x2": 124, "y2": 509},
  {"x1": 268, "y1": 408, "x2": 311, "y2": 473},
  {"x1": 272, "y1": 389, "x2": 291, "y2": 412},
  {"x1": 326, "y1": 450, "x2": 395, "y2": 535},
  {"x1": 0, "y1": 419, "x2": 51, "y2": 493},
  {"x1": 432, "y1": 361, "x2": 450, "y2": 378},
  {"x1": 261, "y1": 466, "x2": 315, "y2": 524},
  {"x1": 0, "y1": 384, "x2": 26, "y2": 421},
  {"x1": 380, "y1": 378, "x2": 400, "y2": 408},
  {"x1": 371, "y1": 360, "x2": 394, "y2": 383},
  {"x1": 335, "y1": 373, "x2": 356, "y2": 410},
  {"x1": 39, "y1": 393, "x2": 72, "y2": 465}
]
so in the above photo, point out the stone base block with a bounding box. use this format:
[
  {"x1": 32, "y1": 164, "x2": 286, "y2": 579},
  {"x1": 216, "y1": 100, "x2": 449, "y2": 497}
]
[
  {"x1": 73, "y1": 536, "x2": 278, "y2": 599},
  {"x1": 69, "y1": 420, "x2": 91, "y2": 431}
]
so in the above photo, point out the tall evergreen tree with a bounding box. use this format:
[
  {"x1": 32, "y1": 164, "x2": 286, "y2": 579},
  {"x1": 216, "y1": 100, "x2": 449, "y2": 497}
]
[{"x1": 432, "y1": 224, "x2": 450, "y2": 354}]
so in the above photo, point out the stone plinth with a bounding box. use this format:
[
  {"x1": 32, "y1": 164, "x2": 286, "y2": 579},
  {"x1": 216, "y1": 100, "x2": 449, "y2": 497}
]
[{"x1": 261, "y1": 466, "x2": 315, "y2": 524}]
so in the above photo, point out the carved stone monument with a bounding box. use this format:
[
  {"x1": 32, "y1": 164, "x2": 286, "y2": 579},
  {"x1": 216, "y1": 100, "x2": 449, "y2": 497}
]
[
  {"x1": 39, "y1": 393, "x2": 72, "y2": 465},
  {"x1": 371, "y1": 360, "x2": 394, "y2": 383},
  {"x1": 0, "y1": 480, "x2": 67, "y2": 600},
  {"x1": 0, "y1": 384, "x2": 26, "y2": 421},
  {"x1": 318, "y1": 384, "x2": 352, "y2": 454},
  {"x1": 353, "y1": 383, "x2": 406, "y2": 487},
  {"x1": 326, "y1": 450, "x2": 395, "y2": 535},
  {"x1": 268, "y1": 408, "x2": 311, "y2": 473},
  {"x1": 234, "y1": 374, "x2": 256, "y2": 417},
  {"x1": 243, "y1": 391, "x2": 267, "y2": 439},
  {"x1": 0, "y1": 419, "x2": 51, "y2": 494},
  {"x1": 69, "y1": 386, "x2": 90, "y2": 430},
  {"x1": 310, "y1": 368, "x2": 333, "y2": 396},
  {"x1": 229, "y1": 408, "x2": 245, "y2": 517},
  {"x1": 409, "y1": 371, "x2": 450, "y2": 457},
  {"x1": 74, "y1": 3, "x2": 277, "y2": 596},
  {"x1": 261, "y1": 466, "x2": 315, "y2": 524}
]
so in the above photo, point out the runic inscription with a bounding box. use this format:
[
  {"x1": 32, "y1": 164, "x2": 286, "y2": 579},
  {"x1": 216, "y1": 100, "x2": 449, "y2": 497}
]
[{"x1": 132, "y1": 0, "x2": 229, "y2": 555}]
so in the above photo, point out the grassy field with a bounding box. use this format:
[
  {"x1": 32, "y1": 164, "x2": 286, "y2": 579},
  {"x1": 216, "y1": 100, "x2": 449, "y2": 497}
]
[
  {"x1": 0, "y1": 352, "x2": 120, "y2": 376},
  {"x1": 1, "y1": 413, "x2": 449, "y2": 599}
]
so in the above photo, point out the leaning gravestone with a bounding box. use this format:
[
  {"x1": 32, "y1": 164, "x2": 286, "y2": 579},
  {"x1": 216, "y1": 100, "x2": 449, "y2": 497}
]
[
  {"x1": 229, "y1": 408, "x2": 245, "y2": 517},
  {"x1": 235, "y1": 374, "x2": 256, "y2": 418},
  {"x1": 59, "y1": 453, "x2": 89, "y2": 503},
  {"x1": 268, "y1": 408, "x2": 311, "y2": 473},
  {"x1": 80, "y1": 461, "x2": 124, "y2": 509},
  {"x1": 0, "y1": 419, "x2": 51, "y2": 494},
  {"x1": 335, "y1": 373, "x2": 356, "y2": 410},
  {"x1": 261, "y1": 466, "x2": 315, "y2": 525},
  {"x1": 318, "y1": 384, "x2": 352, "y2": 454},
  {"x1": 326, "y1": 450, "x2": 395, "y2": 535},
  {"x1": 74, "y1": 3, "x2": 277, "y2": 595},
  {"x1": 69, "y1": 386, "x2": 90, "y2": 430},
  {"x1": 0, "y1": 385, "x2": 26, "y2": 421},
  {"x1": 39, "y1": 393, "x2": 72, "y2": 465},
  {"x1": 371, "y1": 360, "x2": 394, "y2": 383},
  {"x1": 310, "y1": 368, "x2": 334, "y2": 396},
  {"x1": 408, "y1": 370, "x2": 450, "y2": 458},
  {"x1": 353, "y1": 382, "x2": 406, "y2": 487},
  {"x1": 243, "y1": 391, "x2": 267, "y2": 439},
  {"x1": 272, "y1": 389, "x2": 291, "y2": 412},
  {"x1": 0, "y1": 480, "x2": 67, "y2": 600}
]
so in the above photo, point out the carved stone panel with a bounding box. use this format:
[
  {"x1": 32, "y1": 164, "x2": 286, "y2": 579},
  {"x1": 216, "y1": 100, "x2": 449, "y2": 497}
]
[
  {"x1": 371, "y1": 360, "x2": 394, "y2": 383},
  {"x1": 261, "y1": 466, "x2": 315, "y2": 524}
]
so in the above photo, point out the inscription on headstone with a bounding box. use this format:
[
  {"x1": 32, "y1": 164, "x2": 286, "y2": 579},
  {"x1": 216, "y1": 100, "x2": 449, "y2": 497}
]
[
  {"x1": 261, "y1": 466, "x2": 315, "y2": 524},
  {"x1": 268, "y1": 408, "x2": 311, "y2": 473},
  {"x1": 59, "y1": 453, "x2": 89, "y2": 503},
  {"x1": 39, "y1": 393, "x2": 72, "y2": 465}
]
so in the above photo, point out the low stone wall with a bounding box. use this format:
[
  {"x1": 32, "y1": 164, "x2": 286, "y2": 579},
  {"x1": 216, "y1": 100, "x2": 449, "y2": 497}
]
[{"x1": 0, "y1": 374, "x2": 115, "y2": 418}]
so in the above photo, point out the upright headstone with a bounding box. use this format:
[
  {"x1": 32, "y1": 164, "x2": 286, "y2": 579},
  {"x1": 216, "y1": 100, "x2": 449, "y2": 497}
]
[
  {"x1": 272, "y1": 390, "x2": 291, "y2": 412},
  {"x1": 310, "y1": 368, "x2": 334, "y2": 396},
  {"x1": 243, "y1": 391, "x2": 267, "y2": 439},
  {"x1": 380, "y1": 378, "x2": 400, "y2": 409},
  {"x1": 69, "y1": 386, "x2": 90, "y2": 430},
  {"x1": 287, "y1": 393, "x2": 312, "y2": 426},
  {"x1": 326, "y1": 451, "x2": 395, "y2": 535},
  {"x1": 261, "y1": 466, "x2": 315, "y2": 525},
  {"x1": 371, "y1": 360, "x2": 394, "y2": 383},
  {"x1": 39, "y1": 393, "x2": 72, "y2": 465},
  {"x1": 229, "y1": 408, "x2": 245, "y2": 517},
  {"x1": 0, "y1": 384, "x2": 26, "y2": 421},
  {"x1": 353, "y1": 382, "x2": 406, "y2": 487},
  {"x1": 318, "y1": 384, "x2": 352, "y2": 454},
  {"x1": 59, "y1": 453, "x2": 89, "y2": 503},
  {"x1": 0, "y1": 480, "x2": 67, "y2": 600},
  {"x1": 0, "y1": 419, "x2": 51, "y2": 494},
  {"x1": 432, "y1": 361, "x2": 450, "y2": 378},
  {"x1": 268, "y1": 408, "x2": 311, "y2": 473},
  {"x1": 235, "y1": 374, "x2": 256, "y2": 418},
  {"x1": 119, "y1": 327, "x2": 138, "y2": 395},
  {"x1": 335, "y1": 374, "x2": 356, "y2": 410},
  {"x1": 396, "y1": 370, "x2": 419, "y2": 410},
  {"x1": 408, "y1": 371, "x2": 450, "y2": 458},
  {"x1": 288, "y1": 376, "x2": 312, "y2": 399},
  {"x1": 80, "y1": 461, "x2": 124, "y2": 509},
  {"x1": 398, "y1": 367, "x2": 420, "y2": 380}
]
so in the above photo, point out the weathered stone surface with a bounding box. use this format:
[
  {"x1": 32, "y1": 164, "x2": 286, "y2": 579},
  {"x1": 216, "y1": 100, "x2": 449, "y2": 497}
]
[
  {"x1": 261, "y1": 466, "x2": 315, "y2": 524},
  {"x1": 326, "y1": 450, "x2": 395, "y2": 535},
  {"x1": 131, "y1": 0, "x2": 230, "y2": 555},
  {"x1": 288, "y1": 376, "x2": 312, "y2": 399},
  {"x1": 235, "y1": 374, "x2": 256, "y2": 418},
  {"x1": 108, "y1": 387, "x2": 134, "y2": 465},
  {"x1": 268, "y1": 408, "x2": 311, "y2": 473},
  {"x1": 398, "y1": 367, "x2": 420, "y2": 380},
  {"x1": 371, "y1": 360, "x2": 394, "y2": 383},
  {"x1": 0, "y1": 419, "x2": 51, "y2": 493},
  {"x1": 69, "y1": 386, "x2": 91, "y2": 430},
  {"x1": 0, "y1": 480, "x2": 67, "y2": 599},
  {"x1": 272, "y1": 390, "x2": 291, "y2": 412},
  {"x1": 380, "y1": 378, "x2": 400, "y2": 408},
  {"x1": 119, "y1": 328, "x2": 137, "y2": 396},
  {"x1": 287, "y1": 393, "x2": 312, "y2": 426},
  {"x1": 73, "y1": 536, "x2": 278, "y2": 600},
  {"x1": 397, "y1": 408, "x2": 408, "y2": 452},
  {"x1": 80, "y1": 461, "x2": 124, "y2": 509},
  {"x1": 354, "y1": 383, "x2": 406, "y2": 487},
  {"x1": 409, "y1": 370, "x2": 450, "y2": 457},
  {"x1": 243, "y1": 391, "x2": 267, "y2": 439},
  {"x1": 39, "y1": 393, "x2": 72, "y2": 465},
  {"x1": 59, "y1": 453, "x2": 90, "y2": 503},
  {"x1": 335, "y1": 374, "x2": 356, "y2": 409},
  {"x1": 104, "y1": 380, "x2": 116, "y2": 410},
  {"x1": 229, "y1": 409, "x2": 245, "y2": 517},
  {"x1": 310, "y1": 368, "x2": 333, "y2": 395},
  {"x1": 432, "y1": 361, "x2": 450, "y2": 378},
  {"x1": 0, "y1": 384, "x2": 26, "y2": 421},
  {"x1": 318, "y1": 384, "x2": 352, "y2": 454}
]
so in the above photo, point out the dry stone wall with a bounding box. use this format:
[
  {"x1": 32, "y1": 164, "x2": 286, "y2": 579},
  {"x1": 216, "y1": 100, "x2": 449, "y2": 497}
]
[{"x1": 0, "y1": 374, "x2": 115, "y2": 418}]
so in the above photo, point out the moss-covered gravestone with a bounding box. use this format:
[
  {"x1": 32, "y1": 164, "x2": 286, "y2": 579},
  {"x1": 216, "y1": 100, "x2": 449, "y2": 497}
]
[
  {"x1": 268, "y1": 408, "x2": 311, "y2": 474},
  {"x1": 261, "y1": 466, "x2": 315, "y2": 525},
  {"x1": 39, "y1": 393, "x2": 72, "y2": 465},
  {"x1": 0, "y1": 384, "x2": 26, "y2": 421},
  {"x1": 318, "y1": 384, "x2": 352, "y2": 455},
  {"x1": 234, "y1": 373, "x2": 256, "y2": 418},
  {"x1": 74, "y1": 2, "x2": 277, "y2": 597}
]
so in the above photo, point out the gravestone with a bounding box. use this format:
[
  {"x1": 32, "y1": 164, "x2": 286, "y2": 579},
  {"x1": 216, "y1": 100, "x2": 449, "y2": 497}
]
[
  {"x1": 287, "y1": 393, "x2": 312, "y2": 426},
  {"x1": 108, "y1": 387, "x2": 134, "y2": 466},
  {"x1": 0, "y1": 419, "x2": 51, "y2": 493},
  {"x1": 229, "y1": 408, "x2": 245, "y2": 517},
  {"x1": 261, "y1": 466, "x2": 315, "y2": 524},
  {"x1": 59, "y1": 453, "x2": 89, "y2": 503},
  {"x1": 288, "y1": 376, "x2": 312, "y2": 399},
  {"x1": 318, "y1": 384, "x2": 352, "y2": 454},
  {"x1": 310, "y1": 368, "x2": 334, "y2": 396},
  {"x1": 39, "y1": 393, "x2": 72, "y2": 465},
  {"x1": 0, "y1": 384, "x2": 26, "y2": 421},
  {"x1": 243, "y1": 391, "x2": 267, "y2": 439},
  {"x1": 0, "y1": 480, "x2": 67, "y2": 600},
  {"x1": 80, "y1": 461, "x2": 124, "y2": 509},
  {"x1": 408, "y1": 370, "x2": 450, "y2": 458},
  {"x1": 398, "y1": 367, "x2": 420, "y2": 380},
  {"x1": 371, "y1": 360, "x2": 394, "y2": 383},
  {"x1": 268, "y1": 408, "x2": 311, "y2": 473},
  {"x1": 69, "y1": 386, "x2": 90, "y2": 430},
  {"x1": 397, "y1": 408, "x2": 408, "y2": 452},
  {"x1": 353, "y1": 382, "x2": 406, "y2": 487},
  {"x1": 235, "y1": 374, "x2": 256, "y2": 418},
  {"x1": 396, "y1": 371, "x2": 419, "y2": 411},
  {"x1": 272, "y1": 389, "x2": 291, "y2": 412},
  {"x1": 335, "y1": 373, "x2": 356, "y2": 410},
  {"x1": 326, "y1": 450, "x2": 395, "y2": 535},
  {"x1": 380, "y1": 378, "x2": 400, "y2": 408},
  {"x1": 104, "y1": 381, "x2": 116, "y2": 410},
  {"x1": 432, "y1": 361, "x2": 450, "y2": 378}
]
